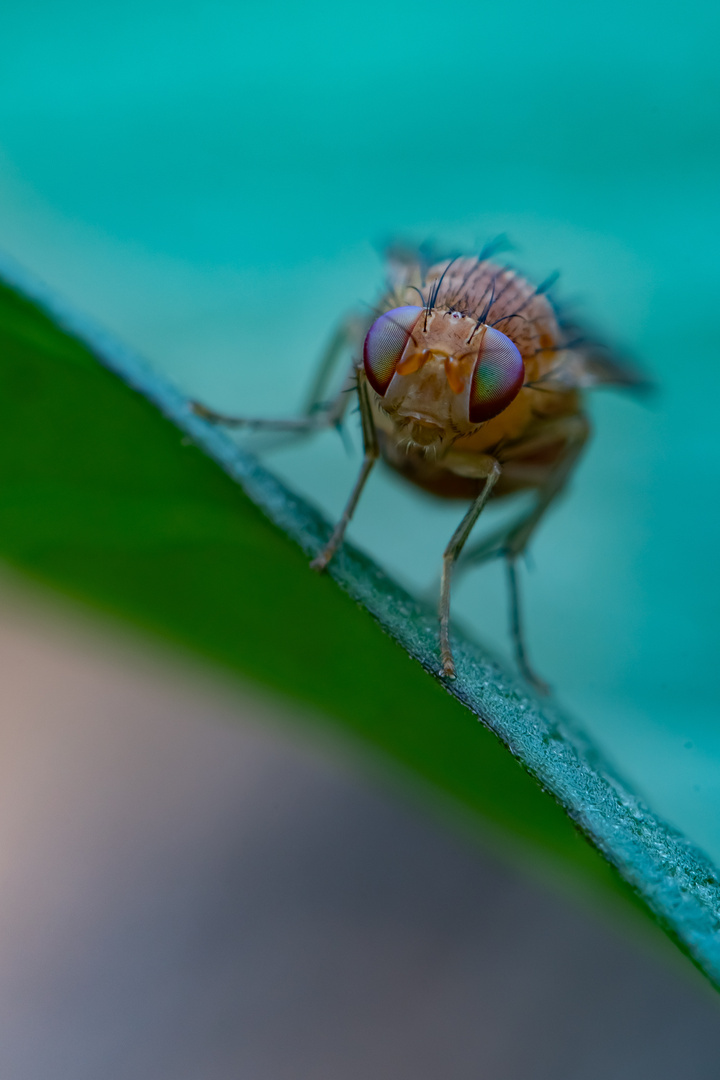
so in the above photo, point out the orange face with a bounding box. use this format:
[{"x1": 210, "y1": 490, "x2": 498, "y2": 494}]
[{"x1": 363, "y1": 307, "x2": 526, "y2": 450}]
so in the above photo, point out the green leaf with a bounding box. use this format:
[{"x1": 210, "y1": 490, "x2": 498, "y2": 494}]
[{"x1": 2, "y1": 255, "x2": 719, "y2": 988}]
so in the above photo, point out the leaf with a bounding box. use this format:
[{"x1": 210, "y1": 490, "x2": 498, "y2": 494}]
[{"x1": 1, "y1": 253, "x2": 719, "y2": 988}]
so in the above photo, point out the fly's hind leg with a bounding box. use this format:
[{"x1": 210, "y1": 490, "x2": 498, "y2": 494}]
[
  {"x1": 439, "y1": 457, "x2": 502, "y2": 679},
  {"x1": 457, "y1": 415, "x2": 590, "y2": 693},
  {"x1": 505, "y1": 556, "x2": 549, "y2": 695},
  {"x1": 190, "y1": 314, "x2": 364, "y2": 435}
]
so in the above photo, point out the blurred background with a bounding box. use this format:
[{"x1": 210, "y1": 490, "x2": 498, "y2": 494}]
[{"x1": 1, "y1": 0, "x2": 720, "y2": 1073}]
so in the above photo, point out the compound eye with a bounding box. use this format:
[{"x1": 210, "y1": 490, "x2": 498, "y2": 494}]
[
  {"x1": 363, "y1": 306, "x2": 423, "y2": 396},
  {"x1": 469, "y1": 327, "x2": 525, "y2": 423}
]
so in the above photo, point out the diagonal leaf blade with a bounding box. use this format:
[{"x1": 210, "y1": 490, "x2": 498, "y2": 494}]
[{"x1": 1, "y1": 253, "x2": 719, "y2": 988}]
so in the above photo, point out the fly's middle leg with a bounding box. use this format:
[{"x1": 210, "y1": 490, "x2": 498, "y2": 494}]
[{"x1": 439, "y1": 457, "x2": 502, "y2": 679}]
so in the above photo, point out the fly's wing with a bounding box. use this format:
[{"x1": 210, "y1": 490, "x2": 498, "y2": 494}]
[
  {"x1": 381, "y1": 242, "x2": 653, "y2": 393},
  {"x1": 383, "y1": 238, "x2": 453, "y2": 271},
  {"x1": 381, "y1": 239, "x2": 456, "y2": 294},
  {"x1": 575, "y1": 340, "x2": 653, "y2": 392},
  {"x1": 382, "y1": 236, "x2": 512, "y2": 279},
  {"x1": 533, "y1": 317, "x2": 654, "y2": 395},
  {"x1": 381, "y1": 236, "x2": 512, "y2": 304}
]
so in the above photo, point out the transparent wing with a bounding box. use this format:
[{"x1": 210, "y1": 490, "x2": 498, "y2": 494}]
[
  {"x1": 532, "y1": 320, "x2": 654, "y2": 395},
  {"x1": 380, "y1": 238, "x2": 456, "y2": 293},
  {"x1": 577, "y1": 344, "x2": 653, "y2": 392},
  {"x1": 382, "y1": 237, "x2": 454, "y2": 273}
]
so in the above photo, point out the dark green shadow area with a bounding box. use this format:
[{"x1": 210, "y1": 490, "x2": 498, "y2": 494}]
[
  {"x1": 1, "y1": 267, "x2": 719, "y2": 988},
  {"x1": 0, "y1": 278, "x2": 600, "y2": 863}
]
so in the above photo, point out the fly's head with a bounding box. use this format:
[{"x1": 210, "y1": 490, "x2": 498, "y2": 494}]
[{"x1": 363, "y1": 306, "x2": 525, "y2": 452}]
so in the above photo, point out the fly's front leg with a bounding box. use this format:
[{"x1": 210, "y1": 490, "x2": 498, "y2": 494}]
[
  {"x1": 310, "y1": 374, "x2": 378, "y2": 572},
  {"x1": 458, "y1": 416, "x2": 590, "y2": 571},
  {"x1": 439, "y1": 457, "x2": 501, "y2": 679},
  {"x1": 190, "y1": 314, "x2": 363, "y2": 433}
]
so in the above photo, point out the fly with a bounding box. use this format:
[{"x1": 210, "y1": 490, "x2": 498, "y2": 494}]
[{"x1": 191, "y1": 245, "x2": 648, "y2": 691}]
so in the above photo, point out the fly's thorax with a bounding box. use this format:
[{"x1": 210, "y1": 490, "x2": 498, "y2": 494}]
[{"x1": 392, "y1": 257, "x2": 562, "y2": 363}]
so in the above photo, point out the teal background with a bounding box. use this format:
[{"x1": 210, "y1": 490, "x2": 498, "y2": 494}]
[{"x1": 1, "y1": 1, "x2": 719, "y2": 858}]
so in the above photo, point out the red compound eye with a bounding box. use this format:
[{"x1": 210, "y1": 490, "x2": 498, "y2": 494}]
[
  {"x1": 363, "y1": 306, "x2": 423, "y2": 396},
  {"x1": 469, "y1": 327, "x2": 525, "y2": 423}
]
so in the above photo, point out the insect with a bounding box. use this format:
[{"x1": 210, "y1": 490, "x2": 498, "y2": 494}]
[{"x1": 192, "y1": 241, "x2": 647, "y2": 690}]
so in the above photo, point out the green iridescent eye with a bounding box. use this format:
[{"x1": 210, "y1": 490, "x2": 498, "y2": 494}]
[
  {"x1": 469, "y1": 327, "x2": 525, "y2": 423},
  {"x1": 363, "y1": 306, "x2": 423, "y2": 395}
]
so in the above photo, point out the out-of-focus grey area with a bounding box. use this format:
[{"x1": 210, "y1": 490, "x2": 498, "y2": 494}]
[
  {"x1": 0, "y1": 572, "x2": 717, "y2": 1080},
  {"x1": 2, "y1": 0, "x2": 720, "y2": 865}
]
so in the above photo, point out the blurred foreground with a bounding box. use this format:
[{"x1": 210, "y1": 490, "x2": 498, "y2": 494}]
[{"x1": 0, "y1": 571, "x2": 717, "y2": 1080}]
